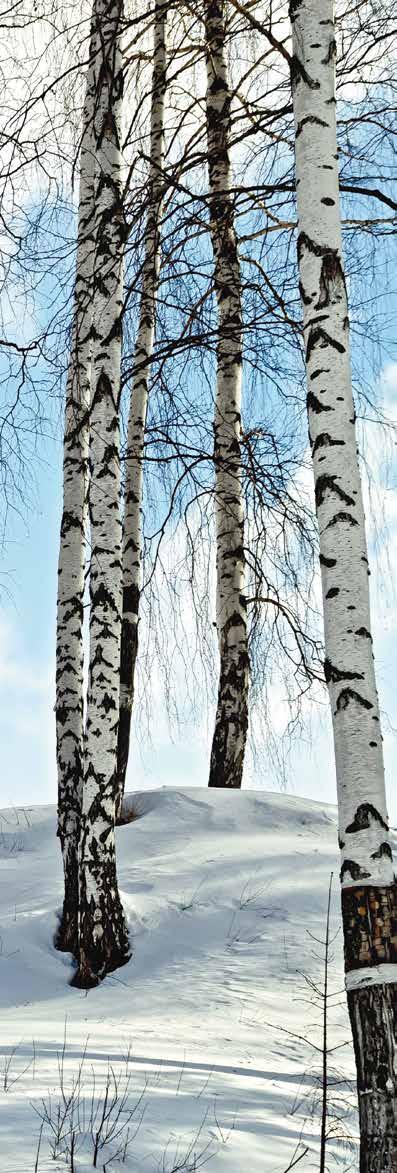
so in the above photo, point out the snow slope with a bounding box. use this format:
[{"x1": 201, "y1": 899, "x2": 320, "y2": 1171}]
[{"x1": 0, "y1": 787, "x2": 367, "y2": 1172}]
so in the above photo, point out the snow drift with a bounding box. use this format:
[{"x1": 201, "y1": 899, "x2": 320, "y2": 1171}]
[{"x1": 0, "y1": 786, "x2": 366, "y2": 1170}]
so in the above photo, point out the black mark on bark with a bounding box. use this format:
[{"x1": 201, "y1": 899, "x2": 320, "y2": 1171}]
[
  {"x1": 346, "y1": 804, "x2": 388, "y2": 834},
  {"x1": 325, "y1": 511, "x2": 359, "y2": 529},
  {"x1": 307, "y1": 391, "x2": 333, "y2": 414},
  {"x1": 340, "y1": 859, "x2": 371, "y2": 882},
  {"x1": 306, "y1": 325, "x2": 346, "y2": 363},
  {"x1": 315, "y1": 475, "x2": 355, "y2": 509},
  {"x1": 324, "y1": 659, "x2": 363, "y2": 684},
  {"x1": 371, "y1": 842, "x2": 393, "y2": 861},
  {"x1": 320, "y1": 554, "x2": 337, "y2": 568},
  {"x1": 336, "y1": 689, "x2": 373, "y2": 712},
  {"x1": 312, "y1": 433, "x2": 345, "y2": 456}
]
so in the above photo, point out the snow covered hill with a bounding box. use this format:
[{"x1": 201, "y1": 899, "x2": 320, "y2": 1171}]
[{"x1": 0, "y1": 787, "x2": 367, "y2": 1172}]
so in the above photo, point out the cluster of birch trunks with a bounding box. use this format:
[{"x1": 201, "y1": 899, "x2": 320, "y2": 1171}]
[{"x1": 54, "y1": 0, "x2": 396, "y2": 1166}]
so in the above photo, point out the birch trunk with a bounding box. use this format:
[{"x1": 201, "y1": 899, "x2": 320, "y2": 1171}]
[
  {"x1": 289, "y1": 1, "x2": 397, "y2": 1165},
  {"x1": 55, "y1": 22, "x2": 97, "y2": 955},
  {"x1": 205, "y1": 0, "x2": 249, "y2": 790},
  {"x1": 75, "y1": 0, "x2": 130, "y2": 988},
  {"x1": 116, "y1": 0, "x2": 167, "y2": 820}
]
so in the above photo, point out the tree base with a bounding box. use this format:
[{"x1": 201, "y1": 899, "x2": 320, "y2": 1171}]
[
  {"x1": 54, "y1": 902, "x2": 78, "y2": 957},
  {"x1": 208, "y1": 778, "x2": 242, "y2": 788},
  {"x1": 70, "y1": 942, "x2": 131, "y2": 989},
  {"x1": 347, "y1": 982, "x2": 397, "y2": 1172},
  {"x1": 70, "y1": 963, "x2": 100, "y2": 989},
  {"x1": 73, "y1": 865, "x2": 131, "y2": 989}
]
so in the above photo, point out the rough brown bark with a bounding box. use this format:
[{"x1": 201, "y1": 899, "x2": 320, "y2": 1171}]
[
  {"x1": 347, "y1": 984, "x2": 397, "y2": 1172},
  {"x1": 343, "y1": 884, "x2": 397, "y2": 971}
]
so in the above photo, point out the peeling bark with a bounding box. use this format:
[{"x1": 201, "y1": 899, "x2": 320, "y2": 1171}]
[
  {"x1": 76, "y1": 0, "x2": 130, "y2": 987},
  {"x1": 289, "y1": 0, "x2": 397, "y2": 1164},
  {"x1": 205, "y1": 0, "x2": 249, "y2": 790},
  {"x1": 116, "y1": 0, "x2": 167, "y2": 820},
  {"x1": 342, "y1": 884, "x2": 397, "y2": 970},
  {"x1": 55, "y1": 20, "x2": 97, "y2": 955}
]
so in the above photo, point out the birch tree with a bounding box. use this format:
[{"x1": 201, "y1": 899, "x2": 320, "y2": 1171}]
[
  {"x1": 55, "y1": 19, "x2": 97, "y2": 955},
  {"x1": 116, "y1": 0, "x2": 167, "y2": 819},
  {"x1": 205, "y1": 0, "x2": 249, "y2": 789},
  {"x1": 75, "y1": 0, "x2": 130, "y2": 988},
  {"x1": 289, "y1": 0, "x2": 397, "y2": 1165}
]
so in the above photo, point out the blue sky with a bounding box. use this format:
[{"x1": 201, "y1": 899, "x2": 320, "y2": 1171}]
[
  {"x1": 0, "y1": 66, "x2": 396, "y2": 824},
  {"x1": 0, "y1": 359, "x2": 396, "y2": 823}
]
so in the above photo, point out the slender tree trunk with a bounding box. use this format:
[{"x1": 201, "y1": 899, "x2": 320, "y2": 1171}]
[
  {"x1": 205, "y1": 0, "x2": 249, "y2": 790},
  {"x1": 289, "y1": 1, "x2": 397, "y2": 1166},
  {"x1": 55, "y1": 22, "x2": 97, "y2": 954},
  {"x1": 75, "y1": 0, "x2": 130, "y2": 988},
  {"x1": 116, "y1": 0, "x2": 167, "y2": 821}
]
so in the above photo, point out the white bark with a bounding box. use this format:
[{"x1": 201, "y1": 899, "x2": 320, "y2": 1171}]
[
  {"x1": 290, "y1": 0, "x2": 397, "y2": 1162},
  {"x1": 55, "y1": 22, "x2": 97, "y2": 953},
  {"x1": 346, "y1": 964, "x2": 397, "y2": 991},
  {"x1": 205, "y1": 0, "x2": 249, "y2": 790},
  {"x1": 76, "y1": 0, "x2": 129, "y2": 986},
  {"x1": 116, "y1": 0, "x2": 167, "y2": 815},
  {"x1": 290, "y1": 0, "x2": 393, "y2": 895}
]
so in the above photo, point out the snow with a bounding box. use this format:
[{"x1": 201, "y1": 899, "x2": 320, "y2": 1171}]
[{"x1": 0, "y1": 786, "x2": 367, "y2": 1171}]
